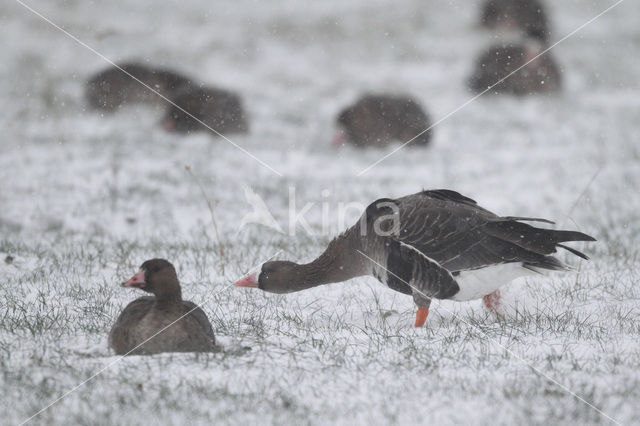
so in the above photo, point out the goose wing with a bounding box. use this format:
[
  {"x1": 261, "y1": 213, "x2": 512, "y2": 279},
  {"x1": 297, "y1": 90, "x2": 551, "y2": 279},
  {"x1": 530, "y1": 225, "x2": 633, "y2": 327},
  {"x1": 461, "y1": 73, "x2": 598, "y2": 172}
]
[
  {"x1": 393, "y1": 190, "x2": 594, "y2": 272},
  {"x1": 182, "y1": 301, "x2": 217, "y2": 350},
  {"x1": 383, "y1": 238, "x2": 460, "y2": 301},
  {"x1": 108, "y1": 297, "x2": 154, "y2": 355}
]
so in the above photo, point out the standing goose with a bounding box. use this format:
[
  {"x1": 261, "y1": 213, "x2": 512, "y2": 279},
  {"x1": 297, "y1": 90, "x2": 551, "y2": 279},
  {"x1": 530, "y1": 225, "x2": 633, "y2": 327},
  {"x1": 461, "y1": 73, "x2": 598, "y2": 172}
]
[
  {"x1": 109, "y1": 259, "x2": 216, "y2": 355},
  {"x1": 235, "y1": 190, "x2": 595, "y2": 327}
]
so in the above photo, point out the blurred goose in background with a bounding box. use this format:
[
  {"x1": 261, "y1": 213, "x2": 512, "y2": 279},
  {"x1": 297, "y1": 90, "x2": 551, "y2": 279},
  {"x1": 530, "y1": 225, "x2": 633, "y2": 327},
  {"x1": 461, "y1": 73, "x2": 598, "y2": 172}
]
[
  {"x1": 334, "y1": 94, "x2": 432, "y2": 148},
  {"x1": 480, "y1": 0, "x2": 551, "y2": 44},
  {"x1": 468, "y1": 41, "x2": 562, "y2": 95},
  {"x1": 235, "y1": 190, "x2": 595, "y2": 327},
  {"x1": 109, "y1": 259, "x2": 217, "y2": 355},
  {"x1": 162, "y1": 86, "x2": 249, "y2": 135},
  {"x1": 86, "y1": 63, "x2": 248, "y2": 136},
  {"x1": 85, "y1": 62, "x2": 193, "y2": 111}
]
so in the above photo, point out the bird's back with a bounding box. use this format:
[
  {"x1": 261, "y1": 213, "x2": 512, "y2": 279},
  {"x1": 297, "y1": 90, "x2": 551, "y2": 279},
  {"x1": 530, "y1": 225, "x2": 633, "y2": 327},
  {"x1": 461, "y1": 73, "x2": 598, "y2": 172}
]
[{"x1": 384, "y1": 190, "x2": 592, "y2": 272}]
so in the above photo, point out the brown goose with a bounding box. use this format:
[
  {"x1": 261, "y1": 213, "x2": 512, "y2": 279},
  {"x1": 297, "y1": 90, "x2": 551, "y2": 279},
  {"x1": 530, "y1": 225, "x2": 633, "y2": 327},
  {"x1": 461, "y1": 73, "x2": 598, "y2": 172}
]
[
  {"x1": 480, "y1": 0, "x2": 550, "y2": 44},
  {"x1": 235, "y1": 190, "x2": 595, "y2": 327},
  {"x1": 334, "y1": 94, "x2": 432, "y2": 148},
  {"x1": 109, "y1": 259, "x2": 216, "y2": 355},
  {"x1": 162, "y1": 86, "x2": 249, "y2": 134},
  {"x1": 85, "y1": 62, "x2": 193, "y2": 111},
  {"x1": 468, "y1": 42, "x2": 561, "y2": 95}
]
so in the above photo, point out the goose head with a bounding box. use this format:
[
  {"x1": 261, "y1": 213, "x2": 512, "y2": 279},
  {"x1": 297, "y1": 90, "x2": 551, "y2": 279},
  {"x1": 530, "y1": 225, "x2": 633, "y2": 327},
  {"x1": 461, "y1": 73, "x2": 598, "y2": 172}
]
[
  {"x1": 123, "y1": 258, "x2": 181, "y2": 300},
  {"x1": 234, "y1": 261, "x2": 305, "y2": 294}
]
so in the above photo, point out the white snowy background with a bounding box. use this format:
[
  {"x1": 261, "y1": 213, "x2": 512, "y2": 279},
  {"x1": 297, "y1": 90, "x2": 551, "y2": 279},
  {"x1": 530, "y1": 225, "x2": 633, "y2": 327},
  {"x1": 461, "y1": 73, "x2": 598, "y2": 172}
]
[{"x1": 1, "y1": 0, "x2": 639, "y2": 424}]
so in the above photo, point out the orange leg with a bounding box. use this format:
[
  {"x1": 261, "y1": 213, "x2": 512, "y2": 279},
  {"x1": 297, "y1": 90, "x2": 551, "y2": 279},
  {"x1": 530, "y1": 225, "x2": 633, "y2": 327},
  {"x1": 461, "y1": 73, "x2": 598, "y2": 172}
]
[
  {"x1": 415, "y1": 307, "x2": 430, "y2": 327},
  {"x1": 483, "y1": 289, "x2": 501, "y2": 315}
]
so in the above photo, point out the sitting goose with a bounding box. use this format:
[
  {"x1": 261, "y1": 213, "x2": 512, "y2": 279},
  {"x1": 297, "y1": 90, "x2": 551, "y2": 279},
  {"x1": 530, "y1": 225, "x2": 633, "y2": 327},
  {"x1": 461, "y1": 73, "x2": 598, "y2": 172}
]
[
  {"x1": 109, "y1": 259, "x2": 216, "y2": 355},
  {"x1": 85, "y1": 62, "x2": 193, "y2": 111},
  {"x1": 468, "y1": 42, "x2": 562, "y2": 95},
  {"x1": 334, "y1": 94, "x2": 432, "y2": 148},
  {"x1": 162, "y1": 86, "x2": 249, "y2": 135},
  {"x1": 235, "y1": 190, "x2": 595, "y2": 327}
]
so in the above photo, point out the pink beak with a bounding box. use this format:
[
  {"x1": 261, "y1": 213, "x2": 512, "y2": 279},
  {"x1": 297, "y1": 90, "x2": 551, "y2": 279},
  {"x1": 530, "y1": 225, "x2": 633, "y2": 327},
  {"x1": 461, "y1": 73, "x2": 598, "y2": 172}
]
[
  {"x1": 524, "y1": 46, "x2": 542, "y2": 66},
  {"x1": 332, "y1": 130, "x2": 346, "y2": 147},
  {"x1": 234, "y1": 272, "x2": 259, "y2": 288},
  {"x1": 123, "y1": 270, "x2": 146, "y2": 288},
  {"x1": 163, "y1": 117, "x2": 175, "y2": 132}
]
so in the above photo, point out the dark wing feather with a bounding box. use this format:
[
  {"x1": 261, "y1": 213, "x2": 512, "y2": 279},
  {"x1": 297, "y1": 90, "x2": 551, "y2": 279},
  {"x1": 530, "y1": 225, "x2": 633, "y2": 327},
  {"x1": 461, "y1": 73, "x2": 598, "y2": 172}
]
[
  {"x1": 384, "y1": 238, "x2": 460, "y2": 300},
  {"x1": 419, "y1": 189, "x2": 502, "y2": 218},
  {"x1": 523, "y1": 256, "x2": 567, "y2": 272},
  {"x1": 421, "y1": 190, "x2": 556, "y2": 224},
  {"x1": 556, "y1": 243, "x2": 590, "y2": 260},
  {"x1": 394, "y1": 191, "x2": 595, "y2": 272},
  {"x1": 421, "y1": 189, "x2": 479, "y2": 206},
  {"x1": 501, "y1": 216, "x2": 555, "y2": 224},
  {"x1": 397, "y1": 241, "x2": 460, "y2": 299},
  {"x1": 483, "y1": 221, "x2": 595, "y2": 258},
  {"x1": 394, "y1": 198, "x2": 512, "y2": 270}
]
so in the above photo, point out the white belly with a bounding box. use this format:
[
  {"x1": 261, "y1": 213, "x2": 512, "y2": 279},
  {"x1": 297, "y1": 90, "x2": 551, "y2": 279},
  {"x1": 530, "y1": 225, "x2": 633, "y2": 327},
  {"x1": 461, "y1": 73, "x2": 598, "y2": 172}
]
[{"x1": 450, "y1": 263, "x2": 535, "y2": 301}]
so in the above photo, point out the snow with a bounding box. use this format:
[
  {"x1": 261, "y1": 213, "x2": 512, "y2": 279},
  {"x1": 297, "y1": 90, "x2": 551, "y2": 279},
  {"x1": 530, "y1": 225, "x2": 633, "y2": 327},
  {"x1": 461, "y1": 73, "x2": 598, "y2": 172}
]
[{"x1": 1, "y1": 0, "x2": 640, "y2": 425}]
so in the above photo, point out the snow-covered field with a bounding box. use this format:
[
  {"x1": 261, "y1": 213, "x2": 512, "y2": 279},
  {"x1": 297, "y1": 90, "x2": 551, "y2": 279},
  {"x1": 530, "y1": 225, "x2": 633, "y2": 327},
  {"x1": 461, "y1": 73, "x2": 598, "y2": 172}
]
[{"x1": 1, "y1": 0, "x2": 639, "y2": 424}]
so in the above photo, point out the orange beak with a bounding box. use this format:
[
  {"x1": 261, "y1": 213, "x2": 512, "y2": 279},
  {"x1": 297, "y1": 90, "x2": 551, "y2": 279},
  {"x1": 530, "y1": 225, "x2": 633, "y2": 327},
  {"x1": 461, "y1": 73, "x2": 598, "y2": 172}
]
[
  {"x1": 234, "y1": 273, "x2": 259, "y2": 288},
  {"x1": 415, "y1": 307, "x2": 429, "y2": 327}
]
